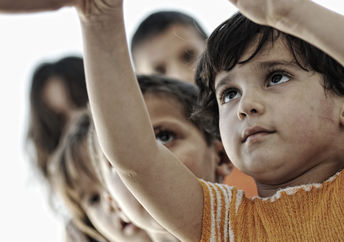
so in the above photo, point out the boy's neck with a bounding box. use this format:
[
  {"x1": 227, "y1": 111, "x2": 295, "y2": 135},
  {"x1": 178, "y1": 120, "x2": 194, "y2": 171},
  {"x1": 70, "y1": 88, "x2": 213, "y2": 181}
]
[{"x1": 256, "y1": 161, "x2": 344, "y2": 197}]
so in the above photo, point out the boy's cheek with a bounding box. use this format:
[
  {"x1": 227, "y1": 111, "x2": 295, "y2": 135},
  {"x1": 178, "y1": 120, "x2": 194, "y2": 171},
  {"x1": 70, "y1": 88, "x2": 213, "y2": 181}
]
[{"x1": 219, "y1": 112, "x2": 236, "y2": 139}]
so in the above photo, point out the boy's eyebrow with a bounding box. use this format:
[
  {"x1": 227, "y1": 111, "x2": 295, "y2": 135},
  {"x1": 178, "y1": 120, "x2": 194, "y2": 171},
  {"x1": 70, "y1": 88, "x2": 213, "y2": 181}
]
[
  {"x1": 258, "y1": 60, "x2": 299, "y2": 70},
  {"x1": 214, "y1": 59, "x2": 299, "y2": 92},
  {"x1": 215, "y1": 76, "x2": 232, "y2": 93}
]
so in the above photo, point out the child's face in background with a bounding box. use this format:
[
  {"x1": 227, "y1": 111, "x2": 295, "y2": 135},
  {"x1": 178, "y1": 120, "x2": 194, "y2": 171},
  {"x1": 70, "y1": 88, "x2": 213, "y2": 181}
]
[
  {"x1": 214, "y1": 37, "x2": 344, "y2": 185},
  {"x1": 99, "y1": 94, "x2": 229, "y2": 233},
  {"x1": 54, "y1": 138, "x2": 151, "y2": 242},
  {"x1": 146, "y1": 94, "x2": 224, "y2": 181},
  {"x1": 133, "y1": 24, "x2": 206, "y2": 83},
  {"x1": 77, "y1": 167, "x2": 152, "y2": 242},
  {"x1": 42, "y1": 77, "x2": 77, "y2": 119}
]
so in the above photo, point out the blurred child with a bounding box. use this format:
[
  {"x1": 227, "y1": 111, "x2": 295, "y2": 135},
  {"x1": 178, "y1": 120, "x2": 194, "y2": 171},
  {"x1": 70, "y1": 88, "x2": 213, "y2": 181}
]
[
  {"x1": 88, "y1": 75, "x2": 232, "y2": 242},
  {"x1": 131, "y1": 11, "x2": 207, "y2": 84},
  {"x1": 131, "y1": 10, "x2": 257, "y2": 197},
  {"x1": 49, "y1": 110, "x2": 152, "y2": 242},
  {"x1": 27, "y1": 56, "x2": 88, "y2": 180}
]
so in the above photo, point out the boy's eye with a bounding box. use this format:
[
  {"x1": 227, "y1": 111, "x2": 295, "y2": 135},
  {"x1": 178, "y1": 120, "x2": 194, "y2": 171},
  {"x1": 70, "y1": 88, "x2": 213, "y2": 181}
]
[
  {"x1": 267, "y1": 72, "x2": 290, "y2": 86},
  {"x1": 220, "y1": 88, "x2": 241, "y2": 104},
  {"x1": 88, "y1": 193, "x2": 101, "y2": 205},
  {"x1": 155, "y1": 130, "x2": 176, "y2": 145},
  {"x1": 154, "y1": 64, "x2": 166, "y2": 74},
  {"x1": 180, "y1": 48, "x2": 196, "y2": 64}
]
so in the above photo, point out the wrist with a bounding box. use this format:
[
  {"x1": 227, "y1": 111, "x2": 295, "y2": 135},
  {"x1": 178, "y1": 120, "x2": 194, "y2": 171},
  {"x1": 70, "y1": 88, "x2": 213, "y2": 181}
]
[
  {"x1": 271, "y1": 0, "x2": 312, "y2": 34},
  {"x1": 77, "y1": 2, "x2": 124, "y2": 26}
]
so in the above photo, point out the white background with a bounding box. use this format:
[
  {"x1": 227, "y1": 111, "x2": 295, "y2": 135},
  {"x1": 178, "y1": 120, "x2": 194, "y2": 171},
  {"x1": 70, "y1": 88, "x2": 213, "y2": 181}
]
[{"x1": 0, "y1": 1, "x2": 343, "y2": 241}]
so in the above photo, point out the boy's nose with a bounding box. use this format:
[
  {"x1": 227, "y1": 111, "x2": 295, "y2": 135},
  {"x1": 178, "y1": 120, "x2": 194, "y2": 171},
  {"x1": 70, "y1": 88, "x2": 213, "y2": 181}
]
[
  {"x1": 167, "y1": 61, "x2": 194, "y2": 83},
  {"x1": 237, "y1": 94, "x2": 264, "y2": 120}
]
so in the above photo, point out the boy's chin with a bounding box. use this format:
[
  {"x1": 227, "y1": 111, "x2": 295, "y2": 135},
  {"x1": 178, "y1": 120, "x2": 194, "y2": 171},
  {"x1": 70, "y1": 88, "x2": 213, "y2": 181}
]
[{"x1": 240, "y1": 161, "x2": 287, "y2": 182}]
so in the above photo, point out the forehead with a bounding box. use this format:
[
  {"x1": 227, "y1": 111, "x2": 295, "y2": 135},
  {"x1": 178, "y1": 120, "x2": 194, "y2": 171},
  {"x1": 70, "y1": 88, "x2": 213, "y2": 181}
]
[
  {"x1": 133, "y1": 24, "x2": 205, "y2": 58},
  {"x1": 144, "y1": 94, "x2": 187, "y2": 123},
  {"x1": 241, "y1": 36, "x2": 291, "y2": 62},
  {"x1": 140, "y1": 23, "x2": 204, "y2": 48},
  {"x1": 215, "y1": 37, "x2": 295, "y2": 87}
]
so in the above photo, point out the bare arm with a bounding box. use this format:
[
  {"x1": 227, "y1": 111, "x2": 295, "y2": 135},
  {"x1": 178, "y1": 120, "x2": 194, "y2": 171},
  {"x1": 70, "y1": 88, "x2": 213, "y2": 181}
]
[
  {"x1": 77, "y1": 2, "x2": 202, "y2": 241},
  {"x1": 0, "y1": 0, "x2": 74, "y2": 13},
  {"x1": 229, "y1": 0, "x2": 344, "y2": 67}
]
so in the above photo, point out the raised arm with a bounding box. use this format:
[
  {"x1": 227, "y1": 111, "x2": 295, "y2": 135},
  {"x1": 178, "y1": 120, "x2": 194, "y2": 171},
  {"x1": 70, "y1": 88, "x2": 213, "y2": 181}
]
[
  {"x1": 228, "y1": 0, "x2": 344, "y2": 67},
  {"x1": 0, "y1": 0, "x2": 74, "y2": 13},
  {"x1": 76, "y1": 1, "x2": 202, "y2": 241}
]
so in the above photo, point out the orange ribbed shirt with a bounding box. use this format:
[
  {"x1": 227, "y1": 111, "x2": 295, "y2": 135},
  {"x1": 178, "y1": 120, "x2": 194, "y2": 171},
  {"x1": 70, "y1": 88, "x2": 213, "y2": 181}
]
[{"x1": 199, "y1": 170, "x2": 344, "y2": 241}]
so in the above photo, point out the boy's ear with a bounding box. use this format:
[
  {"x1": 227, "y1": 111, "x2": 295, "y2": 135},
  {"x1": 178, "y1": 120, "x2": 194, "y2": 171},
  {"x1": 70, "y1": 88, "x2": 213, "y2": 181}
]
[{"x1": 212, "y1": 140, "x2": 233, "y2": 183}]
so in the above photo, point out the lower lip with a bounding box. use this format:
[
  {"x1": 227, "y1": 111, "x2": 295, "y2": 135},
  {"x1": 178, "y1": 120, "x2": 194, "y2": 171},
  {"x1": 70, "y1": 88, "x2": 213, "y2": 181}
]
[{"x1": 245, "y1": 132, "x2": 272, "y2": 144}]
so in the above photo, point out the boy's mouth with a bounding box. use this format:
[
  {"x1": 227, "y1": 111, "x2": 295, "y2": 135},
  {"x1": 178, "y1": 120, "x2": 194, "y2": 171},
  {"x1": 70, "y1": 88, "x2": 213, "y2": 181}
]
[{"x1": 241, "y1": 126, "x2": 275, "y2": 143}]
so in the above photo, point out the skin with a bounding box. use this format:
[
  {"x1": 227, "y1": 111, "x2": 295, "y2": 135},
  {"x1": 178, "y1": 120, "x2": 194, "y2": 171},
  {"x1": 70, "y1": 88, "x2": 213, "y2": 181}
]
[
  {"x1": 42, "y1": 77, "x2": 77, "y2": 119},
  {"x1": 214, "y1": 38, "x2": 344, "y2": 197},
  {"x1": 145, "y1": 94, "x2": 228, "y2": 182},
  {"x1": 77, "y1": 172, "x2": 152, "y2": 242},
  {"x1": 0, "y1": 0, "x2": 74, "y2": 13},
  {"x1": 99, "y1": 160, "x2": 180, "y2": 242},
  {"x1": 133, "y1": 24, "x2": 206, "y2": 83},
  {"x1": 3, "y1": 0, "x2": 344, "y2": 241},
  {"x1": 97, "y1": 94, "x2": 230, "y2": 241}
]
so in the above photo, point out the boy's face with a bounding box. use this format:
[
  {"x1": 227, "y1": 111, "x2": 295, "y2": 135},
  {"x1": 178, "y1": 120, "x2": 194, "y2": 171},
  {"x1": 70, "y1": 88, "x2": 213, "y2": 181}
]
[
  {"x1": 214, "y1": 38, "x2": 344, "y2": 185},
  {"x1": 145, "y1": 94, "x2": 225, "y2": 182},
  {"x1": 132, "y1": 24, "x2": 206, "y2": 83}
]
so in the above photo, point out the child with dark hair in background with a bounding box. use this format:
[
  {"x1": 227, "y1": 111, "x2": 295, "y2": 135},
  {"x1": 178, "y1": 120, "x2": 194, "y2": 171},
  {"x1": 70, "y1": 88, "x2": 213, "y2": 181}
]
[
  {"x1": 27, "y1": 56, "x2": 88, "y2": 180},
  {"x1": 26, "y1": 56, "x2": 95, "y2": 241},
  {"x1": 131, "y1": 10, "x2": 207, "y2": 84},
  {"x1": 131, "y1": 10, "x2": 257, "y2": 198}
]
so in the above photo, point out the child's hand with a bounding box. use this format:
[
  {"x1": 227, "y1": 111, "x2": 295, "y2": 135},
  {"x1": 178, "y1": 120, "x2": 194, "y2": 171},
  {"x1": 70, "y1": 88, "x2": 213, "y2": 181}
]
[{"x1": 228, "y1": 0, "x2": 303, "y2": 26}]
